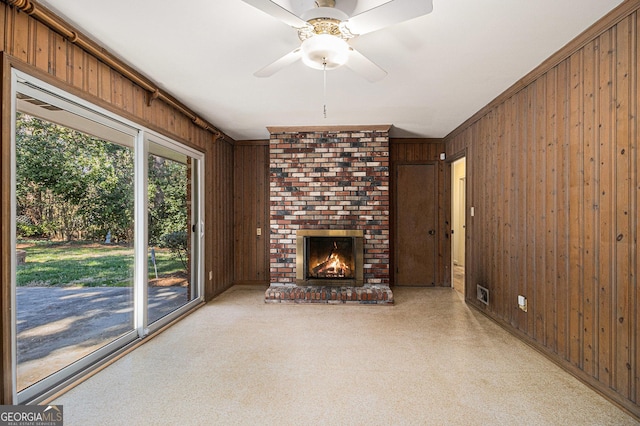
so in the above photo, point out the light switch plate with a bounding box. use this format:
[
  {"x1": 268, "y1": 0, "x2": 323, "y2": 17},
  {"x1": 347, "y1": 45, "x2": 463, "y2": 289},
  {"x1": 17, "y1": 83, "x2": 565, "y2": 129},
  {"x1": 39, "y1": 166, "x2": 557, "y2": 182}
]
[{"x1": 518, "y1": 295, "x2": 527, "y2": 312}]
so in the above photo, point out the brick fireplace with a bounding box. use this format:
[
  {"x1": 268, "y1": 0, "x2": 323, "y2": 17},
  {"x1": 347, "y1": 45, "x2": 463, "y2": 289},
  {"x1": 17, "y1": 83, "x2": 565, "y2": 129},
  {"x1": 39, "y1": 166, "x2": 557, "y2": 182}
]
[{"x1": 266, "y1": 125, "x2": 393, "y2": 304}]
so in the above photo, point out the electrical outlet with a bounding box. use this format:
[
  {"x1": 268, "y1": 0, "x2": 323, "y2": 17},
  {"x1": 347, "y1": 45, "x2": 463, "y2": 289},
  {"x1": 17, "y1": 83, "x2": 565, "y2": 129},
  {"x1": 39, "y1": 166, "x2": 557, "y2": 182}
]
[{"x1": 256, "y1": 227, "x2": 262, "y2": 236}]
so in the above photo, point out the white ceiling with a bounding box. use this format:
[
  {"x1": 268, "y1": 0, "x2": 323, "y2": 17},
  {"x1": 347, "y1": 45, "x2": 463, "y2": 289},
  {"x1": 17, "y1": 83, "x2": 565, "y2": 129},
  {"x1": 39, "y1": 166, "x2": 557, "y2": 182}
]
[{"x1": 38, "y1": 0, "x2": 624, "y2": 141}]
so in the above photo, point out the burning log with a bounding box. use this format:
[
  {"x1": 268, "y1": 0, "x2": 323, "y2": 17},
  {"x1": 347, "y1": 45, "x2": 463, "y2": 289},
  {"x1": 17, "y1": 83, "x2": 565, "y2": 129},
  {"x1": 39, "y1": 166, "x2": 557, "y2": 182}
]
[
  {"x1": 312, "y1": 257, "x2": 337, "y2": 275},
  {"x1": 311, "y1": 241, "x2": 351, "y2": 277}
]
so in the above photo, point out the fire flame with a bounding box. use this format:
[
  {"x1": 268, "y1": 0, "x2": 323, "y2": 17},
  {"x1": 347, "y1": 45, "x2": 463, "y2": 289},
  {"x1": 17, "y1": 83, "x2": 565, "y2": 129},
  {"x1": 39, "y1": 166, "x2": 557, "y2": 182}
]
[
  {"x1": 326, "y1": 252, "x2": 350, "y2": 275},
  {"x1": 310, "y1": 241, "x2": 351, "y2": 278}
]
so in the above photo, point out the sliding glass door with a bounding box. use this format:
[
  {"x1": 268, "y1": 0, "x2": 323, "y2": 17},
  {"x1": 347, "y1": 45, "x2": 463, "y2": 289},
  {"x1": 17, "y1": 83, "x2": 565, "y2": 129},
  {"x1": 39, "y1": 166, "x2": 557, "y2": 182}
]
[
  {"x1": 146, "y1": 139, "x2": 202, "y2": 327},
  {"x1": 11, "y1": 70, "x2": 204, "y2": 403}
]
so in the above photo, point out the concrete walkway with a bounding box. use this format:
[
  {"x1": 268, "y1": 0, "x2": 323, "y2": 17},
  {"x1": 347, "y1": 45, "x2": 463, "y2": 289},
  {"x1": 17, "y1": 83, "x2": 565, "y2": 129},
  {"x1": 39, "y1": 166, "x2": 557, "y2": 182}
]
[{"x1": 16, "y1": 286, "x2": 187, "y2": 390}]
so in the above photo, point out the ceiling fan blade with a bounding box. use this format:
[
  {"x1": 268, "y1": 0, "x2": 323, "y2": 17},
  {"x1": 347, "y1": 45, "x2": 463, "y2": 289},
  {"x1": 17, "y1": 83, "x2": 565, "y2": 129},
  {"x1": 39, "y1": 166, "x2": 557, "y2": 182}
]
[
  {"x1": 254, "y1": 48, "x2": 302, "y2": 78},
  {"x1": 241, "y1": 0, "x2": 309, "y2": 28},
  {"x1": 344, "y1": 0, "x2": 433, "y2": 35},
  {"x1": 345, "y1": 48, "x2": 387, "y2": 82}
]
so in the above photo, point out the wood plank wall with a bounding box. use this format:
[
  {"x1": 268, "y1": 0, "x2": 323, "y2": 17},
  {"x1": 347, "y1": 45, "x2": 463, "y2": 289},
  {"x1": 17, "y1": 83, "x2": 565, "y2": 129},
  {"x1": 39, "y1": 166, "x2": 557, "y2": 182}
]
[
  {"x1": 390, "y1": 139, "x2": 449, "y2": 287},
  {"x1": 0, "y1": 3, "x2": 235, "y2": 402},
  {"x1": 445, "y1": 2, "x2": 640, "y2": 416},
  {"x1": 233, "y1": 141, "x2": 269, "y2": 285},
  {"x1": 207, "y1": 138, "x2": 235, "y2": 299}
]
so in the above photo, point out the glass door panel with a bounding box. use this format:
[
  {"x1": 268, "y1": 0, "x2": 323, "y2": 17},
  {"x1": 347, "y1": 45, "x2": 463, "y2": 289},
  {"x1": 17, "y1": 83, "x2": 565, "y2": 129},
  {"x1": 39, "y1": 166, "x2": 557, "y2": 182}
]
[
  {"x1": 146, "y1": 140, "x2": 199, "y2": 325},
  {"x1": 14, "y1": 99, "x2": 136, "y2": 396}
]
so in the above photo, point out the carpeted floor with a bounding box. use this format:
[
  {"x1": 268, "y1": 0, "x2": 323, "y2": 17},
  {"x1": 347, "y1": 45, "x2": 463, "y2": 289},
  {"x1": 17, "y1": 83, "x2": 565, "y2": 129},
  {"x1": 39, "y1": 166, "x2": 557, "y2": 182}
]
[{"x1": 54, "y1": 286, "x2": 637, "y2": 425}]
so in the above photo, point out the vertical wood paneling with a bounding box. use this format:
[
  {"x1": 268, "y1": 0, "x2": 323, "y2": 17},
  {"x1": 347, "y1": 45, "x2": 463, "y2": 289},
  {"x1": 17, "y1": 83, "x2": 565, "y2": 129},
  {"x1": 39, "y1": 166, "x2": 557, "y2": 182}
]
[
  {"x1": 568, "y1": 50, "x2": 584, "y2": 370},
  {"x1": 509, "y1": 95, "x2": 521, "y2": 327},
  {"x1": 499, "y1": 99, "x2": 511, "y2": 321},
  {"x1": 256, "y1": 144, "x2": 267, "y2": 281},
  {"x1": 583, "y1": 39, "x2": 597, "y2": 376},
  {"x1": 85, "y1": 54, "x2": 98, "y2": 98},
  {"x1": 525, "y1": 84, "x2": 536, "y2": 338},
  {"x1": 11, "y1": 9, "x2": 28, "y2": 61},
  {"x1": 0, "y1": 6, "x2": 5, "y2": 53},
  {"x1": 206, "y1": 139, "x2": 234, "y2": 298},
  {"x1": 437, "y1": 158, "x2": 449, "y2": 286},
  {"x1": 486, "y1": 114, "x2": 494, "y2": 301},
  {"x1": 615, "y1": 16, "x2": 633, "y2": 399},
  {"x1": 33, "y1": 20, "x2": 47, "y2": 71},
  {"x1": 535, "y1": 76, "x2": 547, "y2": 344},
  {"x1": 233, "y1": 142, "x2": 269, "y2": 285},
  {"x1": 98, "y1": 61, "x2": 111, "y2": 104},
  {"x1": 492, "y1": 107, "x2": 502, "y2": 313},
  {"x1": 70, "y1": 44, "x2": 83, "y2": 90},
  {"x1": 545, "y1": 69, "x2": 558, "y2": 352},
  {"x1": 234, "y1": 147, "x2": 244, "y2": 277},
  {"x1": 598, "y1": 28, "x2": 614, "y2": 387},
  {"x1": 557, "y1": 59, "x2": 570, "y2": 361},
  {"x1": 514, "y1": 91, "x2": 527, "y2": 330},
  {"x1": 444, "y1": 6, "x2": 640, "y2": 417},
  {"x1": 634, "y1": 10, "x2": 640, "y2": 407}
]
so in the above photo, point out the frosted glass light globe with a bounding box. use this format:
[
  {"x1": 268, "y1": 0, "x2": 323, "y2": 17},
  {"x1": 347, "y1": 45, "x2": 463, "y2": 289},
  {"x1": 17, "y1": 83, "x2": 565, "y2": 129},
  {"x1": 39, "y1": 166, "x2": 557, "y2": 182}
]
[{"x1": 301, "y1": 34, "x2": 350, "y2": 70}]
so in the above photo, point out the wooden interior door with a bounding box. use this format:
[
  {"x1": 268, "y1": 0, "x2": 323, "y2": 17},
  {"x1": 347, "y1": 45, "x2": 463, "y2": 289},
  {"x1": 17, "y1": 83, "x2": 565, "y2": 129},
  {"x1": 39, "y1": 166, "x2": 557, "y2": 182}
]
[{"x1": 396, "y1": 163, "x2": 438, "y2": 286}]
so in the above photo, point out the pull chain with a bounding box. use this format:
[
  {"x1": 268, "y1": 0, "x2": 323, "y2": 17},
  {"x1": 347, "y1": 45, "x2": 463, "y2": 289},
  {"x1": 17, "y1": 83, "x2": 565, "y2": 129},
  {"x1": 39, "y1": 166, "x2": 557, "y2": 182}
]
[{"x1": 323, "y1": 59, "x2": 327, "y2": 119}]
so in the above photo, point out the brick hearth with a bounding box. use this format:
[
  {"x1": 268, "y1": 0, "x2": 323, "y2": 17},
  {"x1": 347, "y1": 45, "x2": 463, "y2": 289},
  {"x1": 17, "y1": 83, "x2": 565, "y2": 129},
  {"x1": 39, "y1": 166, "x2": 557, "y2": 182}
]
[
  {"x1": 267, "y1": 125, "x2": 392, "y2": 304},
  {"x1": 265, "y1": 285, "x2": 393, "y2": 304}
]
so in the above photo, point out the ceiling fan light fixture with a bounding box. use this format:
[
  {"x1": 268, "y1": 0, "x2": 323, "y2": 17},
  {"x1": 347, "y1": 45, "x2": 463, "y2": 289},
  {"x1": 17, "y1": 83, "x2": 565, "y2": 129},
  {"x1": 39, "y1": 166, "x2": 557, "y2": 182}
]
[{"x1": 301, "y1": 34, "x2": 349, "y2": 70}]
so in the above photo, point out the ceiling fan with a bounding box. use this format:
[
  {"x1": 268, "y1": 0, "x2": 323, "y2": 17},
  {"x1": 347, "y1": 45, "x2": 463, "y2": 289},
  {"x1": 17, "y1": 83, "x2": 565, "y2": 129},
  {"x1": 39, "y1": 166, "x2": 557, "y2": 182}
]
[{"x1": 242, "y1": 0, "x2": 433, "y2": 82}]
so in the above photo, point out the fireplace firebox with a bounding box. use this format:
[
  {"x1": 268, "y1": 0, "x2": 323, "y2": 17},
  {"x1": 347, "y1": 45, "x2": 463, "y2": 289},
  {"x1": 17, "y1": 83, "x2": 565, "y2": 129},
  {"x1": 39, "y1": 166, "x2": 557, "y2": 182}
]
[{"x1": 296, "y1": 230, "x2": 364, "y2": 286}]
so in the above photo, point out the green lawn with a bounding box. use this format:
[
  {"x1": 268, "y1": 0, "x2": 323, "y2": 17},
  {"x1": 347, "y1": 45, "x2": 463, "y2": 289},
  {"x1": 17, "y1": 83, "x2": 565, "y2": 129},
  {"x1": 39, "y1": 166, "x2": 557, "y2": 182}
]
[{"x1": 16, "y1": 240, "x2": 184, "y2": 287}]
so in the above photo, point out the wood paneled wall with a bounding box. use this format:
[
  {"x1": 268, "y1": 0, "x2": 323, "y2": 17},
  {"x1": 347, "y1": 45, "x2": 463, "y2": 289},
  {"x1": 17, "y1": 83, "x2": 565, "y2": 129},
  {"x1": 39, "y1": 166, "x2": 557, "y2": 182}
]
[
  {"x1": 390, "y1": 139, "x2": 449, "y2": 287},
  {"x1": 233, "y1": 141, "x2": 269, "y2": 285},
  {"x1": 206, "y1": 138, "x2": 235, "y2": 299},
  {"x1": 0, "y1": 2, "x2": 236, "y2": 402},
  {"x1": 445, "y1": 2, "x2": 640, "y2": 416}
]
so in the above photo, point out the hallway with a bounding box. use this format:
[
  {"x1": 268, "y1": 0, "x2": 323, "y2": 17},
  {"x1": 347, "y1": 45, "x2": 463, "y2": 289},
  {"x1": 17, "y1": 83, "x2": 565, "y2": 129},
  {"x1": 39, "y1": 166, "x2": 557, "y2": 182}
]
[{"x1": 54, "y1": 286, "x2": 637, "y2": 425}]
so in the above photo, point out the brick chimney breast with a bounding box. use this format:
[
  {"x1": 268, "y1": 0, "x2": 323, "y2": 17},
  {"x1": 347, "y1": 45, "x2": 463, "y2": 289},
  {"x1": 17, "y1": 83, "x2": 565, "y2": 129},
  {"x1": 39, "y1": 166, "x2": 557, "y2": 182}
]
[{"x1": 267, "y1": 126, "x2": 391, "y2": 304}]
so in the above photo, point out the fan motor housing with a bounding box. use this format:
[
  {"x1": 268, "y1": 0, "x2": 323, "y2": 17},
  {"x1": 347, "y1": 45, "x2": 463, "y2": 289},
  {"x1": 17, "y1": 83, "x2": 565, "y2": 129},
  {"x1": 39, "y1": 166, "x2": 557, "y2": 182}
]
[{"x1": 301, "y1": 6, "x2": 349, "y2": 24}]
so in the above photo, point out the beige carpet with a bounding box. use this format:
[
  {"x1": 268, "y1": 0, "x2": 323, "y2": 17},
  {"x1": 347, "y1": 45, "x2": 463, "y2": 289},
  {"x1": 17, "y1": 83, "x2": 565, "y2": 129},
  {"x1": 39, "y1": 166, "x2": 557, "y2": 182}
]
[{"x1": 54, "y1": 286, "x2": 637, "y2": 425}]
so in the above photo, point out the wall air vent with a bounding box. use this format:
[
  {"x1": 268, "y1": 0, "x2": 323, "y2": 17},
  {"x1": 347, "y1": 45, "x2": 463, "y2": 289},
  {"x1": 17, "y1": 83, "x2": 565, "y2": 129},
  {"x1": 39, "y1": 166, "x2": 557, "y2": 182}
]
[{"x1": 477, "y1": 284, "x2": 489, "y2": 305}]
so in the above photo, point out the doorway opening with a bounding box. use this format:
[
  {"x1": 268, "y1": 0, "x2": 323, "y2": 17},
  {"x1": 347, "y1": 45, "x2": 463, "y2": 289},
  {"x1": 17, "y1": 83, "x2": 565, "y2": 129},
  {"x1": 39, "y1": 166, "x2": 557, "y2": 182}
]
[{"x1": 451, "y1": 157, "x2": 466, "y2": 295}]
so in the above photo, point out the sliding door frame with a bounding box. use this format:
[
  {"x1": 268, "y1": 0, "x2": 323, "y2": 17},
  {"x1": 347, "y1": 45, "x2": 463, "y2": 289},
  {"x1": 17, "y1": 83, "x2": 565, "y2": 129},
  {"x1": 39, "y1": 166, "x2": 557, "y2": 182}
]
[{"x1": 5, "y1": 64, "x2": 205, "y2": 404}]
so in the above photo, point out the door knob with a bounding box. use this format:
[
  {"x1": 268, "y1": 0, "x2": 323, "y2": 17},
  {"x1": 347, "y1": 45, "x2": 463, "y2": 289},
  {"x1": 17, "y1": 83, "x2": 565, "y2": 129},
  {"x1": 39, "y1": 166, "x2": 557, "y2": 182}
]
[{"x1": 428, "y1": 229, "x2": 436, "y2": 236}]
